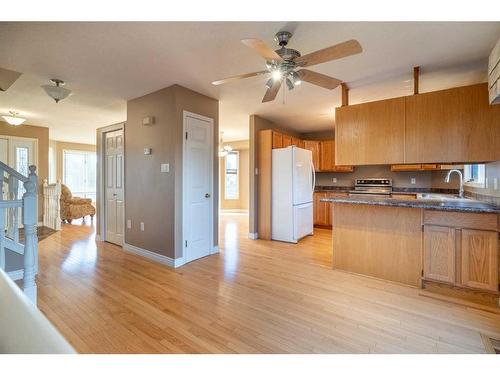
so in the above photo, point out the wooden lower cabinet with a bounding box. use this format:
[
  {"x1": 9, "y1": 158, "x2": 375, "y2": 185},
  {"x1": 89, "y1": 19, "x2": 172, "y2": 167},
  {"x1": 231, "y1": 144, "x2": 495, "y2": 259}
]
[
  {"x1": 460, "y1": 229, "x2": 498, "y2": 291},
  {"x1": 313, "y1": 192, "x2": 330, "y2": 227},
  {"x1": 423, "y1": 225, "x2": 456, "y2": 284},
  {"x1": 423, "y1": 217, "x2": 499, "y2": 292}
]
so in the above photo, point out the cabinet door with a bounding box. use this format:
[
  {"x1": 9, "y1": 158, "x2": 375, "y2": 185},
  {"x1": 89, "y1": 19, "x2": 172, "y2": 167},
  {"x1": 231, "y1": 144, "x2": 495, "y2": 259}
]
[
  {"x1": 282, "y1": 134, "x2": 292, "y2": 147},
  {"x1": 390, "y1": 164, "x2": 423, "y2": 171},
  {"x1": 272, "y1": 131, "x2": 283, "y2": 149},
  {"x1": 460, "y1": 229, "x2": 498, "y2": 291},
  {"x1": 291, "y1": 137, "x2": 301, "y2": 147},
  {"x1": 405, "y1": 83, "x2": 500, "y2": 163},
  {"x1": 320, "y1": 140, "x2": 335, "y2": 171},
  {"x1": 423, "y1": 225, "x2": 456, "y2": 284},
  {"x1": 313, "y1": 192, "x2": 329, "y2": 226},
  {"x1": 303, "y1": 141, "x2": 320, "y2": 171},
  {"x1": 335, "y1": 97, "x2": 405, "y2": 165}
]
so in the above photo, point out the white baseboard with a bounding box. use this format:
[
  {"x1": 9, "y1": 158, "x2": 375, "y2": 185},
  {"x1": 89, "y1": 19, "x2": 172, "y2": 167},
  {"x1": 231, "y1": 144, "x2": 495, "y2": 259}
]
[
  {"x1": 248, "y1": 232, "x2": 258, "y2": 240},
  {"x1": 123, "y1": 243, "x2": 185, "y2": 268},
  {"x1": 211, "y1": 245, "x2": 219, "y2": 254},
  {"x1": 220, "y1": 209, "x2": 249, "y2": 214},
  {"x1": 7, "y1": 269, "x2": 24, "y2": 281},
  {"x1": 95, "y1": 234, "x2": 102, "y2": 241}
]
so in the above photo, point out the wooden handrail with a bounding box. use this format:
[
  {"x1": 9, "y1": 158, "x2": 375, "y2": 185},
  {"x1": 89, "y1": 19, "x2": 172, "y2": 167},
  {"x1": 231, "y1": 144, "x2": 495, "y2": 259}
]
[{"x1": 0, "y1": 161, "x2": 30, "y2": 183}]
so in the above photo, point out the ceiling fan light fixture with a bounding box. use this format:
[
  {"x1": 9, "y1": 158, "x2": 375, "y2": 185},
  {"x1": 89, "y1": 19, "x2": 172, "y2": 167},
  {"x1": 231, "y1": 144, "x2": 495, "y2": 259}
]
[
  {"x1": 2, "y1": 111, "x2": 26, "y2": 126},
  {"x1": 286, "y1": 78, "x2": 294, "y2": 91},
  {"x1": 271, "y1": 70, "x2": 282, "y2": 81},
  {"x1": 265, "y1": 78, "x2": 274, "y2": 89},
  {"x1": 290, "y1": 71, "x2": 302, "y2": 86},
  {"x1": 41, "y1": 78, "x2": 72, "y2": 103}
]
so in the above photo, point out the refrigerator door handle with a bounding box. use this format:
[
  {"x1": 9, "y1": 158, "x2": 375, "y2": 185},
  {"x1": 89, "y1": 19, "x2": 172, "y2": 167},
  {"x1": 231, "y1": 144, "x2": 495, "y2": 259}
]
[{"x1": 311, "y1": 160, "x2": 316, "y2": 193}]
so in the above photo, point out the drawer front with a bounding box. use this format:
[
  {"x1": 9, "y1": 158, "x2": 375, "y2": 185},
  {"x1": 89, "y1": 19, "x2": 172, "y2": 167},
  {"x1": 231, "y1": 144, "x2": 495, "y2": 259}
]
[{"x1": 423, "y1": 210, "x2": 498, "y2": 231}]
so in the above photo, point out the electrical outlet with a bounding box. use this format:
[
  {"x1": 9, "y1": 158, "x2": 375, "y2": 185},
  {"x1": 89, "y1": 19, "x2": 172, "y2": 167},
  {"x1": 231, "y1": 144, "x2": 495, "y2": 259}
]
[
  {"x1": 485, "y1": 177, "x2": 489, "y2": 189},
  {"x1": 140, "y1": 222, "x2": 145, "y2": 231},
  {"x1": 127, "y1": 219, "x2": 131, "y2": 229},
  {"x1": 494, "y1": 178, "x2": 498, "y2": 190},
  {"x1": 411, "y1": 177, "x2": 416, "y2": 185},
  {"x1": 332, "y1": 177, "x2": 337, "y2": 183}
]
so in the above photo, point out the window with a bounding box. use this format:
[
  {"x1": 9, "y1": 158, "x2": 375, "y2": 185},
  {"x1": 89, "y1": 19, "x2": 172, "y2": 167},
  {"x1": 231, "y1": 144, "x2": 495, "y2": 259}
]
[
  {"x1": 464, "y1": 164, "x2": 486, "y2": 188},
  {"x1": 63, "y1": 150, "x2": 97, "y2": 201},
  {"x1": 224, "y1": 151, "x2": 239, "y2": 200}
]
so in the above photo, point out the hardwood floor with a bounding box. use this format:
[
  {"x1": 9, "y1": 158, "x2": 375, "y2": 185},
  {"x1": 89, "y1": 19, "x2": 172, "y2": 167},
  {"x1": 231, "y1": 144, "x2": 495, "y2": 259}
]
[{"x1": 37, "y1": 214, "x2": 500, "y2": 353}]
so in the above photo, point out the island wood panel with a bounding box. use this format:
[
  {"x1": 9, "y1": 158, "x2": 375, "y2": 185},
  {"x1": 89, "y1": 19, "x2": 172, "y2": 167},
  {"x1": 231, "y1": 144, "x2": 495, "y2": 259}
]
[
  {"x1": 257, "y1": 129, "x2": 273, "y2": 239},
  {"x1": 460, "y1": 229, "x2": 498, "y2": 291},
  {"x1": 405, "y1": 83, "x2": 500, "y2": 163},
  {"x1": 335, "y1": 97, "x2": 405, "y2": 165},
  {"x1": 423, "y1": 225, "x2": 456, "y2": 284},
  {"x1": 332, "y1": 203, "x2": 422, "y2": 287}
]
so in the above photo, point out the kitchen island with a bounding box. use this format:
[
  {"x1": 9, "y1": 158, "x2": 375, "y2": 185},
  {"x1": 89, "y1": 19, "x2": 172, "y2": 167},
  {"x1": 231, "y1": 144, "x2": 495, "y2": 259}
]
[{"x1": 322, "y1": 195, "x2": 499, "y2": 291}]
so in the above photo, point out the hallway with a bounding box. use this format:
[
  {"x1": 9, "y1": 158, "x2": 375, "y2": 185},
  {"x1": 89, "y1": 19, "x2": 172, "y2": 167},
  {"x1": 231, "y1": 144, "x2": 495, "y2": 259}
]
[{"x1": 36, "y1": 214, "x2": 499, "y2": 353}]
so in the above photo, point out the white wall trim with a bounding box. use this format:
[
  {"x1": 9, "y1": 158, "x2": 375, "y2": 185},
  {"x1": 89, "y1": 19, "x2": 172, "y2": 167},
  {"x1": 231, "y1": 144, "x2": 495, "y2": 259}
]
[
  {"x1": 95, "y1": 234, "x2": 102, "y2": 241},
  {"x1": 248, "y1": 232, "x2": 258, "y2": 240},
  {"x1": 211, "y1": 245, "x2": 219, "y2": 255},
  {"x1": 7, "y1": 269, "x2": 24, "y2": 281},
  {"x1": 123, "y1": 243, "x2": 185, "y2": 268}
]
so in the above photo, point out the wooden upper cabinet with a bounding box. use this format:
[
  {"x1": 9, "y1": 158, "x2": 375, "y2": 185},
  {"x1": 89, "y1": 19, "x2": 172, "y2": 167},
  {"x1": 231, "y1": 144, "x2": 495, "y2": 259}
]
[
  {"x1": 460, "y1": 229, "x2": 498, "y2": 291},
  {"x1": 272, "y1": 131, "x2": 283, "y2": 149},
  {"x1": 335, "y1": 97, "x2": 405, "y2": 165},
  {"x1": 282, "y1": 134, "x2": 292, "y2": 148},
  {"x1": 303, "y1": 140, "x2": 321, "y2": 171},
  {"x1": 405, "y1": 83, "x2": 500, "y2": 163},
  {"x1": 291, "y1": 137, "x2": 301, "y2": 147},
  {"x1": 320, "y1": 140, "x2": 335, "y2": 171},
  {"x1": 423, "y1": 225, "x2": 456, "y2": 284}
]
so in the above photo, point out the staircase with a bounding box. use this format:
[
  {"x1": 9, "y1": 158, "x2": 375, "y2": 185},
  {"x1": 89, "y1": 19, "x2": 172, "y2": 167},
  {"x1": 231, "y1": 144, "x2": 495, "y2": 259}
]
[{"x1": 0, "y1": 161, "x2": 38, "y2": 304}]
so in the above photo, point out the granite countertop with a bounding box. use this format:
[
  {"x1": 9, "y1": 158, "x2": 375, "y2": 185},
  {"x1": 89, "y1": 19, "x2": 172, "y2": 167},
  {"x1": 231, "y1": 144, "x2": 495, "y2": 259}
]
[{"x1": 321, "y1": 195, "x2": 500, "y2": 214}]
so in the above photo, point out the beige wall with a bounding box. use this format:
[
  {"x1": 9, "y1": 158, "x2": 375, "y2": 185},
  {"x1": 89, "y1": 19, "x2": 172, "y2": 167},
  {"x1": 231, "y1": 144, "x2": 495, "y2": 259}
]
[
  {"x1": 219, "y1": 140, "x2": 249, "y2": 211},
  {"x1": 126, "y1": 84, "x2": 218, "y2": 259},
  {"x1": 0, "y1": 121, "x2": 49, "y2": 221},
  {"x1": 55, "y1": 141, "x2": 96, "y2": 182}
]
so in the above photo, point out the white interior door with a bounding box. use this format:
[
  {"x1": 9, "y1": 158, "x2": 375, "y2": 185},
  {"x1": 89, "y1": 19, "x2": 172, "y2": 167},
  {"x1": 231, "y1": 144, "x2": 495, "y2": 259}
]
[
  {"x1": 183, "y1": 112, "x2": 213, "y2": 263},
  {"x1": 105, "y1": 129, "x2": 124, "y2": 246}
]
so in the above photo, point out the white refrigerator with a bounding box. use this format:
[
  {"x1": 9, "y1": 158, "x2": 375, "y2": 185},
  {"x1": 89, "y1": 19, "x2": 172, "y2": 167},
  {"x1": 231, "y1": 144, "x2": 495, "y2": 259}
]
[{"x1": 272, "y1": 146, "x2": 315, "y2": 243}]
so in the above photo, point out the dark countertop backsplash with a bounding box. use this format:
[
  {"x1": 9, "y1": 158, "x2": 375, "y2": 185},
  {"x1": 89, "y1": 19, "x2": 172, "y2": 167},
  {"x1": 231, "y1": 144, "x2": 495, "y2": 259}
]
[{"x1": 314, "y1": 185, "x2": 459, "y2": 194}]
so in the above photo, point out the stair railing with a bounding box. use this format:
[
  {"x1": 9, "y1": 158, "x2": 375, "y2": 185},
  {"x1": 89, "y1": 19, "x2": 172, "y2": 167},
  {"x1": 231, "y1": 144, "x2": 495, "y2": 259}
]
[{"x1": 0, "y1": 161, "x2": 38, "y2": 304}]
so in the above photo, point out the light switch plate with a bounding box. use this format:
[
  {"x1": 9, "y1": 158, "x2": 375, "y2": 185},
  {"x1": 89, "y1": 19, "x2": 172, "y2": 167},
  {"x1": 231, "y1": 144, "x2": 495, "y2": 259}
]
[
  {"x1": 144, "y1": 148, "x2": 152, "y2": 155},
  {"x1": 410, "y1": 177, "x2": 416, "y2": 185},
  {"x1": 127, "y1": 219, "x2": 131, "y2": 229},
  {"x1": 161, "y1": 163, "x2": 170, "y2": 173},
  {"x1": 140, "y1": 222, "x2": 145, "y2": 231},
  {"x1": 332, "y1": 178, "x2": 337, "y2": 183},
  {"x1": 494, "y1": 178, "x2": 498, "y2": 190}
]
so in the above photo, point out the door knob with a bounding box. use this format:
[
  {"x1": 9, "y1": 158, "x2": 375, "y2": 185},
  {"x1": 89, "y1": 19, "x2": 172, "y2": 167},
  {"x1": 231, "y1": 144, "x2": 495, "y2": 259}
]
[{"x1": 205, "y1": 193, "x2": 211, "y2": 198}]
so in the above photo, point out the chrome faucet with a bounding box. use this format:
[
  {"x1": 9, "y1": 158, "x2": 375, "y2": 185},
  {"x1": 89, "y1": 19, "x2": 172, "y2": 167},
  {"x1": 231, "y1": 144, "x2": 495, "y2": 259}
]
[{"x1": 445, "y1": 169, "x2": 464, "y2": 198}]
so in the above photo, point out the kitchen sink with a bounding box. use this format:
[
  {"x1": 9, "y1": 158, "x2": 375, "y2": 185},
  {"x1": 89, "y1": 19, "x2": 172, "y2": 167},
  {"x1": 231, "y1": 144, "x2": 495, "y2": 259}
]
[{"x1": 416, "y1": 193, "x2": 472, "y2": 201}]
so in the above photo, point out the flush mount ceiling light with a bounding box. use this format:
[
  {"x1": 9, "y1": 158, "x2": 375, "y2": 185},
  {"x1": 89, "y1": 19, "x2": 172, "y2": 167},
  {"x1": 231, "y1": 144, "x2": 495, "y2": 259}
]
[
  {"x1": 2, "y1": 111, "x2": 26, "y2": 126},
  {"x1": 41, "y1": 78, "x2": 72, "y2": 103}
]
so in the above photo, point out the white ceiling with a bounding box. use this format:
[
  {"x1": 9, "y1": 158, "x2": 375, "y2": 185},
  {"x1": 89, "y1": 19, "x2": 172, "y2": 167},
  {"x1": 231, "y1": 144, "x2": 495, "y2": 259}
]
[{"x1": 0, "y1": 22, "x2": 498, "y2": 144}]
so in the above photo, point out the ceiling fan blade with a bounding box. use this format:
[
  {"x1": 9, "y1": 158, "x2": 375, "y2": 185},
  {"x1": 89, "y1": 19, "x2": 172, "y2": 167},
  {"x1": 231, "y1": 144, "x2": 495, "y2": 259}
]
[
  {"x1": 212, "y1": 71, "x2": 268, "y2": 85},
  {"x1": 241, "y1": 38, "x2": 283, "y2": 61},
  {"x1": 262, "y1": 79, "x2": 282, "y2": 102},
  {"x1": 295, "y1": 39, "x2": 362, "y2": 67},
  {"x1": 297, "y1": 69, "x2": 342, "y2": 90}
]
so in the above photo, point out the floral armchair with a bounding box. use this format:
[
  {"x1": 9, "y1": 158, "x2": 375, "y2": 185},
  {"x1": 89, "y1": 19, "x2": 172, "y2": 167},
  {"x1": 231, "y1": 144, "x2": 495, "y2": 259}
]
[{"x1": 60, "y1": 184, "x2": 96, "y2": 223}]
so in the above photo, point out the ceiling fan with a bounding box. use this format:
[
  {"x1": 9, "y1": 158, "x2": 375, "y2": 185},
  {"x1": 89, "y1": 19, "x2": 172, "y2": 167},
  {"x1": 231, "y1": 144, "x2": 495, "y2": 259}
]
[{"x1": 212, "y1": 31, "x2": 362, "y2": 103}]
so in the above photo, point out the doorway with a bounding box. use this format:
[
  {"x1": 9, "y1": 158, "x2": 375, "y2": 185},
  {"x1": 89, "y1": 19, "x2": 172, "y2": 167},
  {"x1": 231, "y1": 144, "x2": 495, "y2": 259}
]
[{"x1": 182, "y1": 111, "x2": 214, "y2": 264}]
